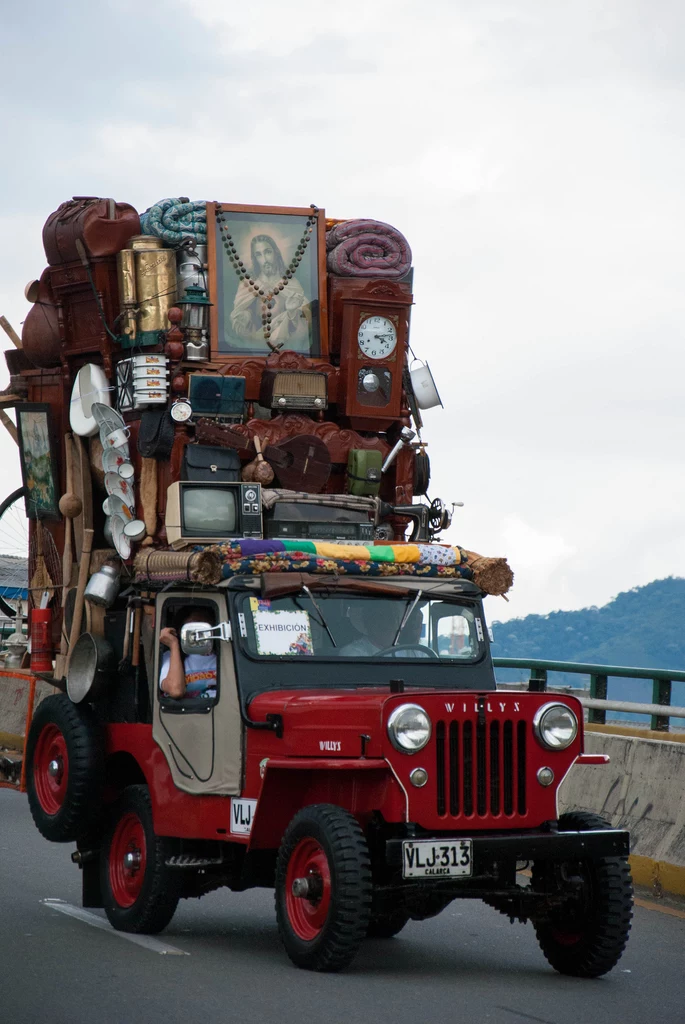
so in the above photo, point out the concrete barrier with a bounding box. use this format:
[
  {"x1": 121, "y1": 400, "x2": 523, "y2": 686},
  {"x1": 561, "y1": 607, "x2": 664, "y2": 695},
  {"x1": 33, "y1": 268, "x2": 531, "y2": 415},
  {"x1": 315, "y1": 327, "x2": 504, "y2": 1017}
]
[{"x1": 560, "y1": 731, "x2": 685, "y2": 897}]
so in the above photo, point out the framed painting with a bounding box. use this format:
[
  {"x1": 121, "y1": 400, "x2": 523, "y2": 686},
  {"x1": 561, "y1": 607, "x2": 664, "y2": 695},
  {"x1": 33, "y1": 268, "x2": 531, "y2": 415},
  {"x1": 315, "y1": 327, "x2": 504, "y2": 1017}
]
[
  {"x1": 16, "y1": 403, "x2": 60, "y2": 520},
  {"x1": 207, "y1": 203, "x2": 328, "y2": 358}
]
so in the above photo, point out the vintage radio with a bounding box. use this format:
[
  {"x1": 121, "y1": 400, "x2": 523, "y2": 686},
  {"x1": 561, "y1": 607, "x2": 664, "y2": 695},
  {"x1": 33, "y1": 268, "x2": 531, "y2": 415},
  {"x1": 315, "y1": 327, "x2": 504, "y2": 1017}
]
[
  {"x1": 332, "y1": 278, "x2": 413, "y2": 430},
  {"x1": 165, "y1": 481, "x2": 262, "y2": 544},
  {"x1": 265, "y1": 501, "x2": 374, "y2": 543},
  {"x1": 259, "y1": 370, "x2": 328, "y2": 411}
]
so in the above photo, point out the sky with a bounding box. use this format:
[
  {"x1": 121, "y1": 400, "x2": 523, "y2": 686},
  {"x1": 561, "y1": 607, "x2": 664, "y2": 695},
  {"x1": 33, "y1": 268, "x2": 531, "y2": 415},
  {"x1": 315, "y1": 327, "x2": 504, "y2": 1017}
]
[{"x1": 0, "y1": 0, "x2": 683, "y2": 624}]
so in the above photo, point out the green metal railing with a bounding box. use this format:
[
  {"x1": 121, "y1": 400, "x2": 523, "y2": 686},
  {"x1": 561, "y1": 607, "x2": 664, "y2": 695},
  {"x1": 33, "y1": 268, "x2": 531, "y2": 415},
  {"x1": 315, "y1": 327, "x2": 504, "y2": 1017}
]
[{"x1": 492, "y1": 658, "x2": 685, "y2": 732}]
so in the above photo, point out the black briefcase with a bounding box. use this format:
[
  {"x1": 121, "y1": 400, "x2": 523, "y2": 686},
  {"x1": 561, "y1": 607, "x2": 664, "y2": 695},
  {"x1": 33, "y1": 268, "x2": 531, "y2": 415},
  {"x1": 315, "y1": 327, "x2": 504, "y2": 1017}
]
[{"x1": 182, "y1": 444, "x2": 241, "y2": 482}]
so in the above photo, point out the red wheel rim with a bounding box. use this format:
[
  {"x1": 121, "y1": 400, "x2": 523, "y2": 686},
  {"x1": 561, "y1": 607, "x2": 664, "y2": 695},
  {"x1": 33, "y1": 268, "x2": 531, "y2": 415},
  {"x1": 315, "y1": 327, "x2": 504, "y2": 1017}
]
[
  {"x1": 109, "y1": 812, "x2": 147, "y2": 908},
  {"x1": 285, "y1": 837, "x2": 331, "y2": 941},
  {"x1": 33, "y1": 724, "x2": 69, "y2": 815}
]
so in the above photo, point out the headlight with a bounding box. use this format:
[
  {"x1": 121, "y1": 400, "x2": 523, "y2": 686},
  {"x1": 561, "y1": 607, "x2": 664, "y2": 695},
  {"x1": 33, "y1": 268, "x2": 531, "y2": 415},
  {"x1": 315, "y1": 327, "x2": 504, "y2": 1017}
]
[
  {"x1": 533, "y1": 702, "x2": 578, "y2": 750},
  {"x1": 387, "y1": 703, "x2": 431, "y2": 753}
]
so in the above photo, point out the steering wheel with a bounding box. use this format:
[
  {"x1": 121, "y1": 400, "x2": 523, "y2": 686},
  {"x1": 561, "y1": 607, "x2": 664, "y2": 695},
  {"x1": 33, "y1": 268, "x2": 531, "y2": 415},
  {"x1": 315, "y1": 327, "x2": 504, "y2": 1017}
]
[{"x1": 376, "y1": 644, "x2": 439, "y2": 660}]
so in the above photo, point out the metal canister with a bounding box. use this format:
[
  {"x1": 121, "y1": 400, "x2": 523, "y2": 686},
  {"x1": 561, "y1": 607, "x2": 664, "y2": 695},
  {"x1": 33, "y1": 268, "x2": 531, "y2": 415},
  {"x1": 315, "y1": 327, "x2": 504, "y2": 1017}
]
[
  {"x1": 116, "y1": 248, "x2": 137, "y2": 339},
  {"x1": 134, "y1": 238, "x2": 177, "y2": 334},
  {"x1": 84, "y1": 563, "x2": 120, "y2": 608},
  {"x1": 177, "y1": 244, "x2": 208, "y2": 299},
  {"x1": 129, "y1": 235, "x2": 162, "y2": 251}
]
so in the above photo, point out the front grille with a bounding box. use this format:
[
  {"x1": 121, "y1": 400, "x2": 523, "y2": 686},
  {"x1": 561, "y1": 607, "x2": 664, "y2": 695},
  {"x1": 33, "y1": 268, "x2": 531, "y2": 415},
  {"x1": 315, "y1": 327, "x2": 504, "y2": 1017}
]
[{"x1": 435, "y1": 718, "x2": 527, "y2": 819}]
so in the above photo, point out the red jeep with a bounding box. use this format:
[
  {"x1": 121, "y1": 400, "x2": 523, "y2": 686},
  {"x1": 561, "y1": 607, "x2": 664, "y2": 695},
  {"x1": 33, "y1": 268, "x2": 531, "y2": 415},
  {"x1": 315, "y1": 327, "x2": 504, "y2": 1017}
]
[{"x1": 25, "y1": 574, "x2": 632, "y2": 974}]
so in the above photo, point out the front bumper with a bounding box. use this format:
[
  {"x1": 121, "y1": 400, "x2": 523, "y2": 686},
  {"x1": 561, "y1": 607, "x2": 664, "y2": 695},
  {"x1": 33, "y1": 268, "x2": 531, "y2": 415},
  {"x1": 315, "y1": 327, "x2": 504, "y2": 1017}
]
[{"x1": 386, "y1": 828, "x2": 630, "y2": 869}]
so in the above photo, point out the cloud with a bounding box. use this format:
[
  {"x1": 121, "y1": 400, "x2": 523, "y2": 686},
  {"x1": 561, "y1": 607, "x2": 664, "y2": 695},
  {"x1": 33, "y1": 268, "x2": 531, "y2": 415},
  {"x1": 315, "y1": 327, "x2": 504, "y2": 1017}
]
[{"x1": 2, "y1": 1, "x2": 684, "y2": 626}]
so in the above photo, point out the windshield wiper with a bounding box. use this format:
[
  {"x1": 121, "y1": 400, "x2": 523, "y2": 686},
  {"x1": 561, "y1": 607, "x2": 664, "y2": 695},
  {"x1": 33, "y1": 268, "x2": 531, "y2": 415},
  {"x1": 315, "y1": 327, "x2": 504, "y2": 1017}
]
[
  {"x1": 392, "y1": 589, "x2": 423, "y2": 646},
  {"x1": 302, "y1": 585, "x2": 338, "y2": 647}
]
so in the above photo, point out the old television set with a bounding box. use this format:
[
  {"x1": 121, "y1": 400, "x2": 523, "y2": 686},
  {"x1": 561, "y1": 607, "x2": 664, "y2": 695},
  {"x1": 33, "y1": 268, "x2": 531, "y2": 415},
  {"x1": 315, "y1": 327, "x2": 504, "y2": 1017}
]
[{"x1": 165, "y1": 481, "x2": 263, "y2": 545}]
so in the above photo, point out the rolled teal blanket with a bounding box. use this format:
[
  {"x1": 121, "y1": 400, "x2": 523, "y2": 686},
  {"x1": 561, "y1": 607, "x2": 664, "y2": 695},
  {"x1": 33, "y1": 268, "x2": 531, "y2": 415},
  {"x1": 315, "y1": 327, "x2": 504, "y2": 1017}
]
[{"x1": 139, "y1": 197, "x2": 207, "y2": 244}]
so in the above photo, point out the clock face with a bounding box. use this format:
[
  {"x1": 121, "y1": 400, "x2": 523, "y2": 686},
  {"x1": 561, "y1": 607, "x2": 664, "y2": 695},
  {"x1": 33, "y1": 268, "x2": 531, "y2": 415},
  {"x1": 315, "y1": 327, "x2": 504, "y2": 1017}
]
[
  {"x1": 170, "y1": 399, "x2": 193, "y2": 423},
  {"x1": 357, "y1": 316, "x2": 397, "y2": 360}
]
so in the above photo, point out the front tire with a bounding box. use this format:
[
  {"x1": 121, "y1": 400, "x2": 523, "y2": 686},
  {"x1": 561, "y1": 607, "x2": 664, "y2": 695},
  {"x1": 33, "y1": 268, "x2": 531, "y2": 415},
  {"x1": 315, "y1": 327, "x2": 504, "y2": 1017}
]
[
  {"x1": 532, "y1": 811, "x2": 633, "y2": 978},
  {"x1": 367, "y1": 910, "x2": 410, "y2": 938},
  {"x1": 275, "y1": 804, "x2": 372, "y2": 971},
  {"x1": 100, "y1": 785, "x2": 180, "y2": 934}
]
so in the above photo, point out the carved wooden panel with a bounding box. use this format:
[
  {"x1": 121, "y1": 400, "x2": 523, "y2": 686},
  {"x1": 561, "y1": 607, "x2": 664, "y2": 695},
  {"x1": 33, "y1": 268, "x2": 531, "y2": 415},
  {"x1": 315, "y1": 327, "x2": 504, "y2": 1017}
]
[{"x1": 209, "y1": 347, "x2": 340, "y2": 403}]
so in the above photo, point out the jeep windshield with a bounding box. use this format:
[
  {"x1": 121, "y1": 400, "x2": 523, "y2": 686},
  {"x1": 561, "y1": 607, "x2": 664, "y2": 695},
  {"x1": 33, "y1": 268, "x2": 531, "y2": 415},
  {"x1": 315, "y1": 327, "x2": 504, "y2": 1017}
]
[{"x1": 230, "y1": 580, "x2": 496, "y2": 697}]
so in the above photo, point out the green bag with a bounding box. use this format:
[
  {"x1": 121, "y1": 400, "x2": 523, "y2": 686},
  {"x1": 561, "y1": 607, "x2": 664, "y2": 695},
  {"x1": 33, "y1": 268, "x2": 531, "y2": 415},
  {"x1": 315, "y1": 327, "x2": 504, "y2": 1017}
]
[{"x1": 347, "y1": 449, "x2": 382, "y2": 497}]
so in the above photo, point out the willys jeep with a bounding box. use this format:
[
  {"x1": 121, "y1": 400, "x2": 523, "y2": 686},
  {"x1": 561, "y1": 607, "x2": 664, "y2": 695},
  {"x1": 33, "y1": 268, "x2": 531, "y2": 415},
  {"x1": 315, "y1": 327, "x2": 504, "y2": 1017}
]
[{"x1": 25, "y1": 573, "x2": 632, "y2": 974}]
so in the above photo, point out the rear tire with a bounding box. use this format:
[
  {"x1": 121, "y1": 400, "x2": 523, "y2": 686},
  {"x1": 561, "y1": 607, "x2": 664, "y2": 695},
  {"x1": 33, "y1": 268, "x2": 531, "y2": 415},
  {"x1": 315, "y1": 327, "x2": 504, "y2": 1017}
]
[
  {"x1": 532, "y1": 811, "x2": 633, "y2": 978},
  {"x1": 275, "y1": 804, "x2": 372, "y2": 971},
  {"x1": 100, "y1": 785, "x2": 180, "y2": 934},
  {"x1": 26, "y1": 693, "x2": 102, "y2": 842}
]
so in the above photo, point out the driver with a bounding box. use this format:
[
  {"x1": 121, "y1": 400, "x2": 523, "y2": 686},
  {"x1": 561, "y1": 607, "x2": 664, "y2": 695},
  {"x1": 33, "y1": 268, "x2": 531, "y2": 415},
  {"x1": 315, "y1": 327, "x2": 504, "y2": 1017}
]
[
  {"x1": 336, "y1": 602, "x2": 431, "y2": 658},
  {"x1": 159, "y1": 608, "x2": 217, "y2": 699}
]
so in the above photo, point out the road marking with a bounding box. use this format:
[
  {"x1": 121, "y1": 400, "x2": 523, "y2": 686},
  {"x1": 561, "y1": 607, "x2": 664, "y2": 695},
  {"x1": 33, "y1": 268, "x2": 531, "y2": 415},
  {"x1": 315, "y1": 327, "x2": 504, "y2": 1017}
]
[
  {"x1": 634, "y1": 896, "x2": 685, "y2": 921},
  {"x1": 41, "y1": 900, "x2": 190, "y2": 954}
]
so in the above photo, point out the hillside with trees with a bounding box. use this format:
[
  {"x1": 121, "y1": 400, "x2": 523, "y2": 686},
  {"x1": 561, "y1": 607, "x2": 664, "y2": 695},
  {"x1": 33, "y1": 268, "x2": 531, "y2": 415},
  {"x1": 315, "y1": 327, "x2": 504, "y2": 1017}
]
[{"x1": 491, "y1": 577, "x2": 685, "y2": 711}]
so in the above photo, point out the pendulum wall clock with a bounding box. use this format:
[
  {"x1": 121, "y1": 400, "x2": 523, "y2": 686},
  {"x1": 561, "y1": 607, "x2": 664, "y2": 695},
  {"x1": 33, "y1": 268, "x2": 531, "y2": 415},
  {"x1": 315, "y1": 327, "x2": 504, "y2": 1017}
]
[{"x1": 334, "y1": 278, "x2": 413, "y2": 431}]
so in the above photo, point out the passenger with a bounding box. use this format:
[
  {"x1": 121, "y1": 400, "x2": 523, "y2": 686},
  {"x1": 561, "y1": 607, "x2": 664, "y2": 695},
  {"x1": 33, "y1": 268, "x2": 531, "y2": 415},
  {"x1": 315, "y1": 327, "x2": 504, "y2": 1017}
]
[
  {"x1": 159, "y1": 608, "x2": 217, "y2": 699},
  {"x1": 336, "y1": 602, "x2": 431, "y2": 658}
]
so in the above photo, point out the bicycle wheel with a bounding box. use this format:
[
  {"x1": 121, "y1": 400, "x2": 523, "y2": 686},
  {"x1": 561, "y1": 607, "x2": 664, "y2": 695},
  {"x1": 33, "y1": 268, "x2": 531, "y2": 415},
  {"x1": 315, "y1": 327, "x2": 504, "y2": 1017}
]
[{"x1": 0, "y1": 487, "x2": 29, "y2": 618}]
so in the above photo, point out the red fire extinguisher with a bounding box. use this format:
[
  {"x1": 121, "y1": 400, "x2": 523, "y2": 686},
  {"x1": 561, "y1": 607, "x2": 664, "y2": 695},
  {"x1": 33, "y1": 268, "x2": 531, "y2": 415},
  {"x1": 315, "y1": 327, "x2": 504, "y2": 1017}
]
[{"x1": 30, "y1": 608, "x2": 53, "y2": 673}]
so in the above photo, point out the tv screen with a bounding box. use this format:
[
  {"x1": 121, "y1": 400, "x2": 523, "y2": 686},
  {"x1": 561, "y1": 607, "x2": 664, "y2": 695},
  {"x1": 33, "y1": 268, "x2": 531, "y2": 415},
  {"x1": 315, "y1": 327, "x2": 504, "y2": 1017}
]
[{"x1": 183, "y1": 486, "x2": 237, "y2": 535}]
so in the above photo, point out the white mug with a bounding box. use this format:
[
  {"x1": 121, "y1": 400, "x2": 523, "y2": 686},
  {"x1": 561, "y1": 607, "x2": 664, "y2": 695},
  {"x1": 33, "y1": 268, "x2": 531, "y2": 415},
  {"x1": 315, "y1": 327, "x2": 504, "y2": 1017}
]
[
  {"x1": 123, "y1": 519, "x2": 146, "y2": 541},
  {"x1": 118, "y1": 462, "x2": 135, "y2": 480},
  {"x1": 104, "y1": 426, "x2": 130, "y2": 449}
]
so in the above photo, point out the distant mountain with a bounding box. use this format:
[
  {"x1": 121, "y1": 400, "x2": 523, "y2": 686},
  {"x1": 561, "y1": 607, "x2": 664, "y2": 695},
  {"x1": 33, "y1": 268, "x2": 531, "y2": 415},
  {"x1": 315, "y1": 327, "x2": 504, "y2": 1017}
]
[{"x1": 490, "y1": 577, "x2": 685, "y2": 713}]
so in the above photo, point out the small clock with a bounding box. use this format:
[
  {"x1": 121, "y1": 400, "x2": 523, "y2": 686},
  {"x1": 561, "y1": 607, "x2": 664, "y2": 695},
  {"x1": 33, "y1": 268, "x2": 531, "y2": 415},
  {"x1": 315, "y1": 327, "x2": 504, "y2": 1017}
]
[
  {"x1": 170, "y1": 399, "x2": 193, "y2": 423},
  {"x1": 357, "y1": 316, "x2": 397, "y2": 360}
]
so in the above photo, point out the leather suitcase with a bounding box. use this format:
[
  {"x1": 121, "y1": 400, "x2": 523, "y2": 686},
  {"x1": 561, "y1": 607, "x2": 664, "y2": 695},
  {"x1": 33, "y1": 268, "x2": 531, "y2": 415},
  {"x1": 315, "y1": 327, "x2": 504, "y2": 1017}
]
[
  {"x1": 43, "y1": 196, "x2": 140, "y2": 266},
  {"x1": 182, "y1": 444, "x2": 241, "y2": 482}
]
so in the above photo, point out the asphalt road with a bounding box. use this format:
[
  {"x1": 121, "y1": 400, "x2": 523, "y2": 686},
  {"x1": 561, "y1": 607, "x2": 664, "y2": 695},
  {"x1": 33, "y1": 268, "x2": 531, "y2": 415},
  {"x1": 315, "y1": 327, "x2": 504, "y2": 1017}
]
[{"x1": 1, "y1": 788, "x2": 684, "y2": 1024}]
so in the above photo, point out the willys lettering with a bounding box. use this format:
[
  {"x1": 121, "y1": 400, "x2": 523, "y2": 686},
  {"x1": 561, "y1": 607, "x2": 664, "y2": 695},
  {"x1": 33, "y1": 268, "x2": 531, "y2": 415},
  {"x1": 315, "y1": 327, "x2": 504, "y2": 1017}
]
[
  {"x1": 319, "y1": 740, "x2": 342, "y2": 752},
  {"x1": 444, "y1": 701, "x2": 521, "y2": 713}
]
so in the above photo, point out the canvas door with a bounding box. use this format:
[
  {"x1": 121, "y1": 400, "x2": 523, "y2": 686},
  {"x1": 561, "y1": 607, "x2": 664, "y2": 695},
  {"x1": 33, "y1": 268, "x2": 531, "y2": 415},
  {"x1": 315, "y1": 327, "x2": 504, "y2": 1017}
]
[{"x1": 152, "y1": 592, "x2": 242, "y2": 795}]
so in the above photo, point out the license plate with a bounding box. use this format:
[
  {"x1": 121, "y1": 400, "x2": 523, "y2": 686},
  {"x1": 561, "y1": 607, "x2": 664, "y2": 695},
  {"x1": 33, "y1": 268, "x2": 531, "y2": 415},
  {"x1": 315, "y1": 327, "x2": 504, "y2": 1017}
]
[{"x1": 402, "y1": 839, "x2": 473, "y2": 878}]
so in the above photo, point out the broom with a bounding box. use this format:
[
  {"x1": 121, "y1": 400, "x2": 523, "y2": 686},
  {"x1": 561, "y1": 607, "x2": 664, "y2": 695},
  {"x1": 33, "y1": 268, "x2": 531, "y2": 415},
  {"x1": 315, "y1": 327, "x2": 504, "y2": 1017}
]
[{"x1": 30, "y1": 521, "x2": 54, "y2": 605}]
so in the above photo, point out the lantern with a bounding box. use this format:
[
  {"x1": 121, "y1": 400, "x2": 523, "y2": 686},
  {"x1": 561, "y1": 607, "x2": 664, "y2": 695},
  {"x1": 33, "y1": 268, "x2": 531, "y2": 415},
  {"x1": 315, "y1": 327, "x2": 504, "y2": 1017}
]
[{"x1": 177, "y1": 284, "x2": 212, "y2": 362}]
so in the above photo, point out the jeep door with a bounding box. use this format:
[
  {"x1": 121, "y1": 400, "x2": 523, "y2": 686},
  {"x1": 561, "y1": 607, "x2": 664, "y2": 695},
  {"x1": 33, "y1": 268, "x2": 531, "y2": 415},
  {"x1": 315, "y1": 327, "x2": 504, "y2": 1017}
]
[{"x1": 151, "y1": 591, "x2": 242, "y2": 795}]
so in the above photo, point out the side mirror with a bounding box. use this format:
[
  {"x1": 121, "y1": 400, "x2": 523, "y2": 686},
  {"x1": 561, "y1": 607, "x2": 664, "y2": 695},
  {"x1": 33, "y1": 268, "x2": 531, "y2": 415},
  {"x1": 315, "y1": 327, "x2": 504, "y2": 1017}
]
[{"x1": 180, "y1": 620, "x2": 232, "y2": 655}]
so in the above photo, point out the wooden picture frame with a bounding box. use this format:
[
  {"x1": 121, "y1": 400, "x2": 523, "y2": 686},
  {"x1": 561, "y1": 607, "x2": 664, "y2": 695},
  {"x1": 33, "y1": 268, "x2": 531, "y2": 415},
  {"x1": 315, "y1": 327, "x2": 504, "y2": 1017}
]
[
  {"x1": 207, "y1": 203, "x2": 328, "y2": 360},
  {"x1": 15, "y1": 403, "x2": 61, "y2": 520}
]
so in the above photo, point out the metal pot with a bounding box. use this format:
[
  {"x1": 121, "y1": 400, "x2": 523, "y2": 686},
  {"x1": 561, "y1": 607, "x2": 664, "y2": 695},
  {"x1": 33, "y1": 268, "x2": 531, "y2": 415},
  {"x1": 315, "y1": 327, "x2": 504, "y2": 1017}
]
[
  {"x1": 84, "y1": 564, "x2": 120, "y2": 607},
  {"x1": 409, "y1": 360, "x2": 443, "y2": 410},
  {"x1": 66, "y1": 632, "x2": 116, "y2": 703}
]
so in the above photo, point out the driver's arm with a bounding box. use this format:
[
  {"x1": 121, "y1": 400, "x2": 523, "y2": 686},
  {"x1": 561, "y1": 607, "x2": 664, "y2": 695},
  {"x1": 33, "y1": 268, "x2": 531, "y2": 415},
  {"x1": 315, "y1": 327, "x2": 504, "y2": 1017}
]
[{"x1": 159, "y1": 628, "x2": 186, "y2": 698}]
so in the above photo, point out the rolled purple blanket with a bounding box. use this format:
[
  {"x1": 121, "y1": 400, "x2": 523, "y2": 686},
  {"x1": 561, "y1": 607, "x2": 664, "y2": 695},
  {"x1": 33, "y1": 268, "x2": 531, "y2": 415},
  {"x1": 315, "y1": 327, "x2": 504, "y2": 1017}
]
[{"x1": 326, "y1": 219, "x2": 412, "y2": 279}]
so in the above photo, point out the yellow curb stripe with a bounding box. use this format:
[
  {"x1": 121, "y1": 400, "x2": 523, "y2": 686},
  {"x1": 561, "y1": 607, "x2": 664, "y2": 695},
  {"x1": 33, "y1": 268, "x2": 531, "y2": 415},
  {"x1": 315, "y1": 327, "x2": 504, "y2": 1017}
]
[
  {"x1": 630, "y1": 854, "x2": 685, "y2": 898},
  {"x1": 586, "y1": 723, "x2": 685, "y2": 743},
  {"x1": 634, "y1": 897, "x2": 685, "y2": 920}
]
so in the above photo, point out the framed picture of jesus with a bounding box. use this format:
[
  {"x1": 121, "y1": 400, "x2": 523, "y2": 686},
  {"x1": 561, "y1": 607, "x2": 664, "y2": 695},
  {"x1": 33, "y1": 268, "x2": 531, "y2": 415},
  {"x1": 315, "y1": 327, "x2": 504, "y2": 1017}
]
[{"x1": 207, "y1": 203, "x2": 328, "y2": 359}]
